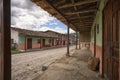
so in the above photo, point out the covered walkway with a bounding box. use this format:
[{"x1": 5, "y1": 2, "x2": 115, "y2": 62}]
[
  {"x1": 0, "y1": 0, "x2": 119, "y2": 80},
  {"x1": 33, "y1": 48, "x2": 103, "y2": 80}
]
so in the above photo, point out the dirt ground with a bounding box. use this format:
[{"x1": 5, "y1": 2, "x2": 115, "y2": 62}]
[
  {"x1": 33, "y1": 48, "x2": 104, "y2": 80},
  {"x1": 12, "y1": 46, "x2": 75, "y2": 80}
]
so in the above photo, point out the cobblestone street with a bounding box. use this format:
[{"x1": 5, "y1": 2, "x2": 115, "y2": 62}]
[{"x1": 12, "y1": 46, "x2": 75, "y2": 80}]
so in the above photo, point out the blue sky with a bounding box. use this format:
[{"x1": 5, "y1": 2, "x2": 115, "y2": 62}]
[{"x1": 11, "y1": 0, "x2": 75, "y2": 33}]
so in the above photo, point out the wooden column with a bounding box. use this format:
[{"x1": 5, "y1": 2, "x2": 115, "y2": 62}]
[
  {"x1": 0, "y1": 0, "x2": 11, "y2": 80},
  {"x1": 94, "y1": 26, "x2": 96, "y2": 57},
  {"x1": 66, "y1": 24, "x2": 70, "y2": 56},
  {"x1": 79, "y1": 32, "x2": 81, "y2": 49},
  {"x1": 76, "y1": 31, "x2": 78, "y2": 49}
]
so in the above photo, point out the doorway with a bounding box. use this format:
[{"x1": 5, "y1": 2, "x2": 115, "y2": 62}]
[
  {"x1": 103, "y1": 0, "x2": 119, "y2": 79},
  {"x1": 52, "y1": 38, "x2": 54, "y2": 46},
  {"x1": 42, "y1": 39, "x2": 45, "y2": 47},
  {"x1": 27, "y1": 38, "x2": 32, "y2": 49}
]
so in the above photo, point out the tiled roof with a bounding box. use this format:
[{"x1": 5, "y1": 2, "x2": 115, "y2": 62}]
[{"x1": 11, "y1": 27, "x2": 59, "y2": 38}]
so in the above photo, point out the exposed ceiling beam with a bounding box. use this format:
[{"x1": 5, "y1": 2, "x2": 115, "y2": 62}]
[
  {"x1": 70, "y1": 0, "x2": 87, "y2": 29},
  {"x1": 65, "y1": 9, "x2": 96, "y2": 15},
  {"x1": 71, "y1": 0, "x2": 77, "y2": 10},
  {"x1": 54, "y1": 0, "x2": 66, "y2": 6},
  {"x1": 78, "y1": 28, "x2": 91, "y2": 30},
  {"x1": 71, "y1": 20, "x2": 94, "y2": 23},
  {"x1": 79, "y1": 30, "x2": 91, "y2": 32},
  {"x1": 74, "y1": 21, "x2": 93, "y2": 23},
  {"x1": 41, "y1": 0, "x2": 77, "y2": 31},
  {"x1": 71, "y1": 22, "x2": 93, "y2": 25},
  {"x1": 78, "y1": 26, "x2": 91, "y2": 28},
  {"x1": 58, "y1": 0, "x2": 98, "y2": 9},
  {"x1": 68, "y1": 16, "x2": 94, "y2": 20},
  {"x1": 79, "y1": 29, "x2": 91, "y2": 31},
  {"x1": 32, "y1": 0, "x2": 42, "y2": 2}
]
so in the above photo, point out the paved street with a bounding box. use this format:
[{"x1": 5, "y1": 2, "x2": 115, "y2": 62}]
[{"x1": 12, "y1": 46, "x2": 75, "y2": 80}]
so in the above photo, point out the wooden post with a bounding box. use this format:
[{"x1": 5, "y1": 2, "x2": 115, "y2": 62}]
[
  {"x1": 76, "y1": 31, "x2": 78, "y2": 49},
  {"x1": 0, "y1": 0, "x2": 11, "y2": 80},
  {"x1": 94, "y1": 26, "x2": 96, "y2": 57},
  {"x1": 66, "y1": 24, "x2": 70, "y2": 56},
  {"x1": 79, "y1": 32, "x2": 81, "y2": 49}
]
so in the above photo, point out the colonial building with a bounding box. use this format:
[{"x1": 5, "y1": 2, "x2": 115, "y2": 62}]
[
  {"x1": 45, "y1": 30, "x2": 67, "y2": 46},
  {"x1": 11, "y1": 27, "x2": 68, "y2": 50}
]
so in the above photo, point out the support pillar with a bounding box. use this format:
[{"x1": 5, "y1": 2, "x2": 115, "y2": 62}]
[
  {"x1": 0, "y1": 0, "x2": 11, "y2": 79},
  {"x1": 76, "y1": 31, "x2": 78, "y2": 49},
  {"x1": 66, "y1": 24, "x2": 70, "y2": 56},
  {"x1": 79, "y1": 32, "x2": 80, "y2": 49}
]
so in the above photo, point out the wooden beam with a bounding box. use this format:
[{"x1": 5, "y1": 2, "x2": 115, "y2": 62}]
[
  {"x1": 79, "y1": 31, "x2": 91, "y2": 32},
  {"x1": 74, "y1": 24, "x2": 92, "y2": 26},
  {"x1": 71, "y1": 18, "x2": 94, "y2": 21},
  {"x1": 77, "y1": 26, "x2": 91, "y2": 29},
  {"x1": 58, "y1": 0, "x2": 98, "y2": 9},
  {"x1": 43, "y1": 0, "x2": 67, "y2": 22},
  {"x1": 70, "y1": 0, "x2": 89, "y2": 32},
  {"x1": 69, "y1": 16, "x2": 94, "y2": 20},
  {"x1": 72, "y1": 21, "x2": 94, "y2": 23},
  {"x1": 66, "y1": 23, "x2": 70, "y2": 56},
  {"x1": 74, "y1": 21, "x2": 93, "y2": 23},
  {"x1": 79, "y1": 29, "x2": 91, "y2": 31},
  {"x1": 54, "y1": 0, "x2": 66, "y2": 6},
  {"x1": 77, "y1": 26, "x2": 91, "y2": 28},
  {"x1": 77, "y1": 28, "x2": 91, "y2": 31},
  {"x1": 32, "y1": 0, "x2": 42, "y2": 3},
  {"x1": 65, "y1": 9, "x2": 96, "y2": 15},
  {"x1": 78, "y1": 26, "x2": 92, "y2": 28},
  {"x1": 42, "y1": 0, "x2": 77, "y2": 31},
  {"x1": 75, "y1": 23, "x2": 93, "y2": 25},
  {"x1": 79, "y1": 32, "x2": 81, "y2": 49},
  {"x1": 71, "y1": 0, "x2": 77, "y2": 10}
]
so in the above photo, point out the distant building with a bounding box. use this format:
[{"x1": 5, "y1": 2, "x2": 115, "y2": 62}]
[{"x1": 11, "y1": 27, "x2": 67, "y2": 50}]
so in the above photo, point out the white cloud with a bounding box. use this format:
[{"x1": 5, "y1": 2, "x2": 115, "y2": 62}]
[
  {"x1": 28, "y1": 26, "x2": 75, "y2": 33},
  {"x1": 11, "y1": 0, "x2": 55, "y2": 28},
  {"x1": 11, "y1": 0, "x2": 75, "y2": 34}
]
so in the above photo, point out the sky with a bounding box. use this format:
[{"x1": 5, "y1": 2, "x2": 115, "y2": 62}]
[{"x1": 11, "y1": 0, "x2": 75, "y2": 33}]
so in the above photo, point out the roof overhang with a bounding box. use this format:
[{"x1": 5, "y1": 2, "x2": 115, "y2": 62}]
[{"x1": 31, "y1": 0, "x2": 100, "y2": 32}]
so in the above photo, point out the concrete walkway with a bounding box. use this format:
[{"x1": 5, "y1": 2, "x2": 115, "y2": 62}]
[{"x1": 33, "y1": 48, "x2": 103, "y2": 80}]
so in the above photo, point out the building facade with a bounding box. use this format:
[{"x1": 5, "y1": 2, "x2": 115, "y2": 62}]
[{"x1": 11, "y1": 27, "x2": 68, "y2": 50}]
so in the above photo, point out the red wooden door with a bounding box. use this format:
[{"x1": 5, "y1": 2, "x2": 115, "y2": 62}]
[
  {"x1": 103, "y1": 0, "x2": 119, "y2": 80},
  {"x1": 42, "y1": 39, "x2": 45, "y2": 47},
  {"x1": 27, "y1": 38, "x2": 32, "y2": 49}
]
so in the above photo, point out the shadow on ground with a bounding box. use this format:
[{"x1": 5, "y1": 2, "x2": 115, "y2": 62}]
[{"x1": 34, "y1": 48, "x2": 103, "y2": 80}]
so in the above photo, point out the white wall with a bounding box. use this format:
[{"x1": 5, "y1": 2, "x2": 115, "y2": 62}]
[{"x1": 11, "y1": 29, "x2": 19, "y2": 44}]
